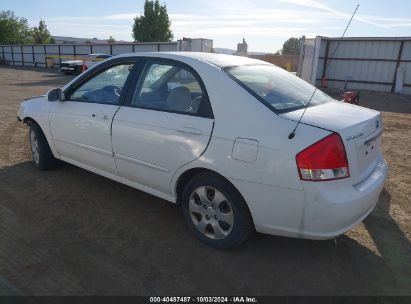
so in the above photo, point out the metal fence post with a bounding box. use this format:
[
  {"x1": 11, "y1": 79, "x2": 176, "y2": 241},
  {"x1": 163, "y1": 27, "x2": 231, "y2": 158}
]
[
  {"x1": 11, "y1": 46, "x2": 14, "y2": 66},
  {"x1": 58, "y1": 45, "x2": 62, "y2": 67},
  {"x1": 32, "y1": 45, "x2": 35, "y2": 66},
  {"x1": 321, "y1": 40, "x2": 330, "y2": 81},
  {"x1": 21, "y1": 45, "x2": 24, "y2": 66},
  {"x1": 297, "y1": 36, "x2": 305, "y2": 77},
  {"x1": 391, "y1": 40, "x2": 404, "y2": 93},
  {"x1": 43, "y1": 44, "x2": 47, "y2": 67}
]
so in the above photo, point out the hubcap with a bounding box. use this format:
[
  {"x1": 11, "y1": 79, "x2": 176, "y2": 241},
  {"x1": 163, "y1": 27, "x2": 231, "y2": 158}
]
[
  {"x1": 30, "y1": 130, "x2": 40, "y2": 164},
  {"x1": 188, "y1": 186, "x2": 234, "y2": 240}
]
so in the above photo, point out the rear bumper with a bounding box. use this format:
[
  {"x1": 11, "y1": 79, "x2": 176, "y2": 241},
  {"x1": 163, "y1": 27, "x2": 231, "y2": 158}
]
[
  {"x1": 231, "y1": 158, "x2": 387, "y2": 240},
  {"x1": 300, "y1": 159, "x2": 387, "y2": 239}
]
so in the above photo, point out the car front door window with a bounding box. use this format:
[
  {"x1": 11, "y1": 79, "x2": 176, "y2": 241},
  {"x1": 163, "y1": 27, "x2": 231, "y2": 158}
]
[{"x1": 70, "y1": 63, "x2": 133, "y2": 104}]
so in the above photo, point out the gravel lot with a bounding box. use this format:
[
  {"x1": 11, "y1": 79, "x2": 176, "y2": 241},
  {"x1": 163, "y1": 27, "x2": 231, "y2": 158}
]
[{"x1": 0, "y1": 66, "x2": 410, "y2": 296}]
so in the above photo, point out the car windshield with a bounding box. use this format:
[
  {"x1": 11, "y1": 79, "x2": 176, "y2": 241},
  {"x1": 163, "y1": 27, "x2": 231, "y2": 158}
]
[{"x1": 224, "y1": 65, "x2": 333, "y2": 113}]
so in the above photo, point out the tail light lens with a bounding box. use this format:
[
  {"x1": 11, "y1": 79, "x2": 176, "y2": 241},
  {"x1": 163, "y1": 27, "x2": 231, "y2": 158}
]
[{"x1": 296, "y1": 133, "x2": 349, "y2": 181}]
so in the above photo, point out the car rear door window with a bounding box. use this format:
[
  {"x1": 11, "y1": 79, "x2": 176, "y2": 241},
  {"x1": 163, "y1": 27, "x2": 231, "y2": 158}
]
[{"x1": 130, "y1": 61, "x2": 211, "y2": 117}]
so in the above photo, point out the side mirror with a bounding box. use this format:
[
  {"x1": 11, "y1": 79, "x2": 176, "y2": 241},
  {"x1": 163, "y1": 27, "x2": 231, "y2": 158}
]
[{"x1": 47, "y1": 88, "x2": 65, "y2": 101}]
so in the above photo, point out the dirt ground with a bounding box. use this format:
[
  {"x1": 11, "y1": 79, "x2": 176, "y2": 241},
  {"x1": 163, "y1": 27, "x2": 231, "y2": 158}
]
[{"x1": 0, "y1": 66, "x2": 410, "y2": 296}]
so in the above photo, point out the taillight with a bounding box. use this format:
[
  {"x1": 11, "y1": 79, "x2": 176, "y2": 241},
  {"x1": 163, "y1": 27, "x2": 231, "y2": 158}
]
[{"x1": 296, "y1": 133, "x2": 349, "y2": 181}]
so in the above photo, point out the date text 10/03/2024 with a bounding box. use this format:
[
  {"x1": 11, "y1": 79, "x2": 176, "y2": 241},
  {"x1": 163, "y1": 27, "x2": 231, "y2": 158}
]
[{"x1": 149, "y1": 297, "x2": 258, "y2": 303}]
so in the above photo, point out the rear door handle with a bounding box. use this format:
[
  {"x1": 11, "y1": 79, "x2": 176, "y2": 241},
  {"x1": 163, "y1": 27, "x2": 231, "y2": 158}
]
[
  {"x1": 177, "y1": 126, "x2": 203, "y2": 135},
  {"x1": 91, "y1": 113, "x2": 110, "y2": 120}
]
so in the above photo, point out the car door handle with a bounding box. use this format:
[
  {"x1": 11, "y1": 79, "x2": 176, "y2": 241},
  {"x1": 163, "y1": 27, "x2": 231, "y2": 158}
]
[
  {"x1": 91, "y1": 113, "x2": 110, "y2": 120},
  {"x1": 177, "y1": 126, "x2": 203, "y2": 135}
]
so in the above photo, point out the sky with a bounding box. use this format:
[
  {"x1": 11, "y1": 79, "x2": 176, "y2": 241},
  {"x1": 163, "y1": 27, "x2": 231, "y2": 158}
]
[{"x1": 2, "y1": 0, "x2": 411, "y2": 52}]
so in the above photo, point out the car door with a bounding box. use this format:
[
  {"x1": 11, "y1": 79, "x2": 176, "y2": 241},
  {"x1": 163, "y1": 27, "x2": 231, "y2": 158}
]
[
  {"x1": 49, "y1": 61, "x2": 136, "y2": 174},
  {"x1": 112, "y1": 58, "x2": 214, "y2": 195}
]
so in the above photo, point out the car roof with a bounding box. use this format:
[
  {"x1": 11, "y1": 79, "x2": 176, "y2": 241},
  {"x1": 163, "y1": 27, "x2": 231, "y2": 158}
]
[{"x1": 116, "y1": 52, "x2": 270, "y2": 68}]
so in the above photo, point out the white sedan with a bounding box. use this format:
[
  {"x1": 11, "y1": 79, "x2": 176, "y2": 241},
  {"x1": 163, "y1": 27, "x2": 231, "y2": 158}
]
[{"x1": 17, "y1": 52, "x2": 387, "y2": 248}]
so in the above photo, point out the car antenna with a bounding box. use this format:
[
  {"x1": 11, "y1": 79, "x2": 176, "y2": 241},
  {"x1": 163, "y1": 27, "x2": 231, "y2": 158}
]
[{"x1": 288, "y1": 4, "x2": 360, "y2": 140}]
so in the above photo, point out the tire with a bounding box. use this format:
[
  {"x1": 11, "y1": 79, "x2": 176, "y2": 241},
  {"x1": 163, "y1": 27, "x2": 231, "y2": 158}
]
[
  {"x1": 181, "y1": 172, "x2": 254, "y2": 249},
  {"x1": 29, "y1": 122, "x2": 57, "y2": 170}
]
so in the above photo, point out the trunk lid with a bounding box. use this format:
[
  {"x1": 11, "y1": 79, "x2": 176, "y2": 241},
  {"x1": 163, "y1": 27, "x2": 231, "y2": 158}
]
[{"x1": 281, "y1": 101, "x2": 383, "y2": 185}]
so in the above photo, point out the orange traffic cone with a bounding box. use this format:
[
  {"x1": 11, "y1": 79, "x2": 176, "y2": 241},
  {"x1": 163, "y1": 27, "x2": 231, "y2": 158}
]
[{"x1": 82, "y1": 60, "x2": 86, "y2": 72}]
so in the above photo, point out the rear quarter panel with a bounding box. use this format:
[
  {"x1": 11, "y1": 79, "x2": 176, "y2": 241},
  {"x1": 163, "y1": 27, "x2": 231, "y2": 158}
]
[{"x1": 170, "y1": 63, "x2": 332, "y2": 235}]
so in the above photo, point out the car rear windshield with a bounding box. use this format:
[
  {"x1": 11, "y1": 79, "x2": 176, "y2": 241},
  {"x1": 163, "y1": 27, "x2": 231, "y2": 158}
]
[{"x1": 224, "y1": 65, "x2": 333, "y2": 113}]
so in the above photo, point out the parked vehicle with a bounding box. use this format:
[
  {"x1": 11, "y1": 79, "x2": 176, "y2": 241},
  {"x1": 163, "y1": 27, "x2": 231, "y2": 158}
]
[
  {"x1": 60, "y1": 54, "x2": 112, "y2": 74},
  {"x1": 17, "y1": 53, "x2": 387, "y2": 248},
  {"x1": 342, "y1": 91, "x2": 360, "y2": 105}
]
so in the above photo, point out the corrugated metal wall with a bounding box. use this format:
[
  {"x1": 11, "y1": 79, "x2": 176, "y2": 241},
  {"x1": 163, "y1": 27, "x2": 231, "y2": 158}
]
[
  {"x1": 0, "y1": 42, "x2": 178, "y2": 68},
  {"x1": 312, "y1": 37, "x2": 411, "y2": 94}
]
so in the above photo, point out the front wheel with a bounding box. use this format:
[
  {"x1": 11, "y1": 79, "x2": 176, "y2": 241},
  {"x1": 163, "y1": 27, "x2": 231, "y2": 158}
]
[
  {"x1": 181, "y1": 173, "x2": 254, "y2": 249},
  {"x1": 29, "y1": 123, "x2": 57, "y2": 170}
]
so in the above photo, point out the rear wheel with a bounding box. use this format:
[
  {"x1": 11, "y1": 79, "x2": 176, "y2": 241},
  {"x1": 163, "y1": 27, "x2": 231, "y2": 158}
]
[
  {"x1": 181, "y1": 173, "x2": 254, "y2": 249},
  {"x1": 29, "y1": 123, "x2": 57, "y2": 170}
]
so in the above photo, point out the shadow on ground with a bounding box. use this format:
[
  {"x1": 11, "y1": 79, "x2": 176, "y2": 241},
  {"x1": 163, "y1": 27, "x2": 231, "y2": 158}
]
[
  {"x1": 364, "y1": 189, "x2": 411, "y2": 278},
  {"x1": 0, "y1": 161, "x2": 409, "y2": 295}
]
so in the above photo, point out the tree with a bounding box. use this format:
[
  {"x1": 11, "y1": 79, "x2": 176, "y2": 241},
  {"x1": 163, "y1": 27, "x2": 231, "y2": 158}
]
[
  {"x1": 31, "y1": 20, "x2": 51, "y2": 44},
  {"x1": 0, "y1": 10, "x2": 31, "y2": 44},
  {"x1": 282, "y1": 37, "x2": 301, "y2": 55},
  {"x1": 132, "y1": 0, "x2": 173, "y2": 42},
  {"x1": 108, "y1": 36, "x2": 116, "y2": 43}
]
